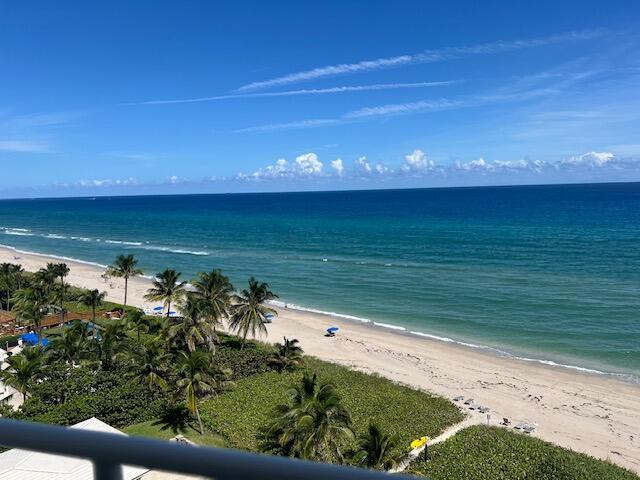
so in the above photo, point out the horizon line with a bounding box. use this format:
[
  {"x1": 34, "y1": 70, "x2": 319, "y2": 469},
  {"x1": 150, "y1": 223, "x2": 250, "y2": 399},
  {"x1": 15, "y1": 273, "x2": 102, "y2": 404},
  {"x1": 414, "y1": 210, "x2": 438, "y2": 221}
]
[{"x1": 0, "y1": 179, "x2": 638, "y2": 202}]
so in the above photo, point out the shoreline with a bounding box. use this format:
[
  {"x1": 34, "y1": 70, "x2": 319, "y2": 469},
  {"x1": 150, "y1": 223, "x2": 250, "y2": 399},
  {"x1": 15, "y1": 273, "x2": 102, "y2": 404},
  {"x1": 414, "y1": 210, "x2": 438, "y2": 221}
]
[
  {"x1": 3, "y1": 242, "x2": 636, "y2": 384},
  {"x1": 269, "y1": 299, "x2": 639, "y2": 384},
  {"x1": 1, "y1": 244, "x2": 639, "y2": 473}
]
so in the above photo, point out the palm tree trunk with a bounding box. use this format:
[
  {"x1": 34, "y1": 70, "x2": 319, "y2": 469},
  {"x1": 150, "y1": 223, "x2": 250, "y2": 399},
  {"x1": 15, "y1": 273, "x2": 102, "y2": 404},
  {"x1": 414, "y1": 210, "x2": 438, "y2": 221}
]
[
  {"x1": 60, "y1": 278, "x2": 65, "y2": 323},
  {"x1": 195, "y1": 406, "x2": 204, "y2": 434},
  {"x1": 124, "y1": 276, "x2": 128, "y2": 308},
  {"x1": 92, "y1": 304, "x2": 96, "y2": 322},
  {"x1": 6, "y1": 288, "x2": 10, "y2": 311},
  {"x1": 166, "y1": 300, "x2": 171, "y2": 318}
]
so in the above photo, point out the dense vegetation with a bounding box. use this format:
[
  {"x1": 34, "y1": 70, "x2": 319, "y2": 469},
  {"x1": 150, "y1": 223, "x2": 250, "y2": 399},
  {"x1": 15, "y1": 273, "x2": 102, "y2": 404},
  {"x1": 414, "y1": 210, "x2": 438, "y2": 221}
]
[
  {"x1": 200, "y1": 357, "x2": 463, "y2": 456},
  {"x1": 14, "y1": 365, "x2": 169, "y2": 427},
  {"x1": 408, "y1": 425, "x2": 638, "y2": 480}
]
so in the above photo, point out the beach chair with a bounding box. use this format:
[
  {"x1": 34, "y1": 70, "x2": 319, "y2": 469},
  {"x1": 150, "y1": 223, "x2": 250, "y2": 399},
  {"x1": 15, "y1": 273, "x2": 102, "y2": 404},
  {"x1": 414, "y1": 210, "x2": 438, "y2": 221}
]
[
  {"x1": 453, "y1": 396, "x2": 464, "y2": 402},
  {"x1": 463, "y1": 398, "x2": 474, "y2": 405},
  {"x1": 502, "y1": 418, "x2": 511, "y2": 426}
]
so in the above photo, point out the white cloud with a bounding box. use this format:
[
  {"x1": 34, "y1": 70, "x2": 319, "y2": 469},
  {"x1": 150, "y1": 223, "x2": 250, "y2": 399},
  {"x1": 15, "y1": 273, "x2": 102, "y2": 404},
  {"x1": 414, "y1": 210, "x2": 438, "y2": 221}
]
[
  {"x1": 237, "y1": 149, "x2": 632, "y2": 185},
  {"x1": 240, "y1": 83, "x2": 560, "y2": 132},
  {"x1": 345, "y1": 99, "x2": 459, "y2": 119},
  {"x1": 375, "y1": 163, "x2": 390, "y2": 174},
  {"x1": 247, "y1": 153, "x2": 324, "y2": 179},
  {"x1": 74, "y1": 177, "x2": 137, "y2": 187},
  {"x1": 134, "y1": 81, "x2": 460, "y2": 105},
  {"x1": 331, "y1": 158, "x2": 344, "y2": 175},
  {"x1": 237, "y1": 30, "x2": 604, "y2": 91},
  {"x1": 168, "y1": 175, "x2": 180, "y2": 184},
  {"x1": 454, "y1": 158, "x2": 545, "y2": 172},
  {"x1": 561, "y1": 151, "x2": 615, "y2": 167},
  {"x1": 0, "y1": 140, "x2": 49, "y2": 153},
  {"x1": 402, "y1": 149, "x2": 434, "y2": 171},
  {"x1": 295, "y1": 153, "x2": 323, "y2": 175},
  {"x1": 356, "y1": 156, "x2": 372, "y2": 174}
]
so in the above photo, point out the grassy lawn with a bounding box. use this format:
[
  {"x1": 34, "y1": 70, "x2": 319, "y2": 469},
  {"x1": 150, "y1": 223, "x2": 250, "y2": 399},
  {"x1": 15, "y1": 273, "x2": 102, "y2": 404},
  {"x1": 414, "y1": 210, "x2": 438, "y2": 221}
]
[
  {"x1": 407, "y1": 425, "x2": 638, "y2": 480},
  {"x1": 123, "y1": 420, "x2": 227, "y2": 448},
  {"x1": 200, "y1": 356, "x2": 464, "y2": 452}
]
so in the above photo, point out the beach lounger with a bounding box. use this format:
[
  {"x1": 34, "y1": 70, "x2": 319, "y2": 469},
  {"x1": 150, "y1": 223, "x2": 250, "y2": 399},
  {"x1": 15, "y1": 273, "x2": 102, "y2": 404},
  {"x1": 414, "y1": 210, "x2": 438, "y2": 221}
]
[
  {"x1": 453, "y1": 396, "x2": 464, "y2": 402},
  {"x1": 524, "y1": 426, "x2": 536, "y2": 434},
  {"x1": 463, "y1": 398, "x2": 474, "y2": 405},
  {"x1": 478, "y1": 406, "x2": 490, "y2": 413},
  {"x1": 502, "y1": 418, "x2": 511, "y2": 426}
]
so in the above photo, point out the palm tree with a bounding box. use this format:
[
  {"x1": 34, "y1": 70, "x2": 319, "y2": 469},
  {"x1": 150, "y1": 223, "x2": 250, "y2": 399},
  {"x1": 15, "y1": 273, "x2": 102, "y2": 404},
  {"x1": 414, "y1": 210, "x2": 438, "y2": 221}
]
[
  {"x1": 352, "y1": 423, "x2": 406, "y2": 470},
  {"x1": 191, "y1": 269, "x2": 234, "y2": 330},
  {"x1": 169, "y1": 295, "x2": 217, "y2": 353},
  {"x1": 173, "y1": 350, "x2": 232, "y2": 434},
  {"x1": 127, "y1": 338, "x2": 170, "y2": 390},
  {"x1": 48, "y1": 321, "x2": 90, "y2": 365},
  {"x1": 12, "y1": 286, "x2": 48, "y2": 333},
  {"x1": 78, "y1": 289, "x2": 106, "y2": 322},
  {"x1": 106, "y1": 254, "x2": 143, "y2": 308},
  {"x1": 229, "y1": 277, "x2": 277, "y2": 348},
  {"x1": 91, "y1": 320, "x2": 128, "y2": 370},
  {"x1": 0, "y1": 346, "x2": 45, "y2": 398},
  {"x1": 0, "y1": 263, "x2": 22, "y2": 311},
  {"x1": 262, "y1": 372, "x2": 353, "y2": 462},
  {"x1": 269, "y1": 337, "x2": 304, "y2": 372},
  {"x1": 33, "y1": 266, "x2": 57, "y2": 298},
  {"x1": 126, "y1": 308, "x2": 148, "y2": 342},
  {"x1": 144, "y1": 269, "x2": 186, "y2": 317},
  {"x1": 48, "y1": 263, "x2": 70, "y2": 322}
]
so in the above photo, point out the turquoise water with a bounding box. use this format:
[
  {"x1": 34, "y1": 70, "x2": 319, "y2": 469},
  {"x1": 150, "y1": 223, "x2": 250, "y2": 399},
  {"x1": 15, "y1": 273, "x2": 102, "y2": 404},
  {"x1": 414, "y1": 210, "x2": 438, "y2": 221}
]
[{"x1": 0, "y1": 183, "x2": 639, "y2": 380}]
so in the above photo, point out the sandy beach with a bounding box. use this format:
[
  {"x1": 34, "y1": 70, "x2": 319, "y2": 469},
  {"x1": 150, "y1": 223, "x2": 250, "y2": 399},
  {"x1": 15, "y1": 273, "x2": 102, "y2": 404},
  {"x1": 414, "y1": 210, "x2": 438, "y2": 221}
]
[{"x1": 2, "y1": 244, "x2": 639, "y2": 473}]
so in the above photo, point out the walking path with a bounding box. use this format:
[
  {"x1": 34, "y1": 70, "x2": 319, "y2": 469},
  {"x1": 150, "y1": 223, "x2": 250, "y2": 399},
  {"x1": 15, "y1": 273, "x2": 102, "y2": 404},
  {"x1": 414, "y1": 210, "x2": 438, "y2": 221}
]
[{"x1": 390, "y1": 412, "x2": 486, "y2": 473}]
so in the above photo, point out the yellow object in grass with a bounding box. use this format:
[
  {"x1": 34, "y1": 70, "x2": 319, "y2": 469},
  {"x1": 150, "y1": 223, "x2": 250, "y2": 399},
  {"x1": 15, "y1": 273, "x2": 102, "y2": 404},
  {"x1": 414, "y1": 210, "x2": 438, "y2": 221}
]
[{"x1": 410, "y1": 436, "x2": 428, "y2": 449}]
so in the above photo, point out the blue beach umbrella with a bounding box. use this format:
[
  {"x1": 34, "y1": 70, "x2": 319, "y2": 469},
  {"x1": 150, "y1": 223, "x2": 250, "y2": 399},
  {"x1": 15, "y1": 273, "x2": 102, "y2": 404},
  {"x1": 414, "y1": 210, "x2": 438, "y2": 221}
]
[
  {"x1": 21, "y1": 333, "x2": 39, "y2": 345},
  {"x1": 327, "y1": 327, "x2": 339, "y2": 333},
  {"x1": 153, "y1": 306, "x2": 163, "y2": 312},
  {"x1": 168, "y1": 311, "x2": 177, "y2": 316},
  {"x1": 21, "y1": 333, "x2": 49, "y2": 347}
]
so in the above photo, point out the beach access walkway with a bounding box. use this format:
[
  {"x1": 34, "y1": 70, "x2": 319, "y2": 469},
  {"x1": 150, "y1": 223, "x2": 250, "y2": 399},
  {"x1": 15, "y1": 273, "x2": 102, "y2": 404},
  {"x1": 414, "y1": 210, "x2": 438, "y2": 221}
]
[{"x1": 390, "y1": 413, "x2": 485, "y2": 473}]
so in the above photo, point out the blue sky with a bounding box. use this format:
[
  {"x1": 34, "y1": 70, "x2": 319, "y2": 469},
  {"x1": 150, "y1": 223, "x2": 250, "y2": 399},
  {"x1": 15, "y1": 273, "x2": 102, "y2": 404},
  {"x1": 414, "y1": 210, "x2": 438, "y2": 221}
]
[{"x1": 1, "y1": 1, "x2": 640, "y2": 197}]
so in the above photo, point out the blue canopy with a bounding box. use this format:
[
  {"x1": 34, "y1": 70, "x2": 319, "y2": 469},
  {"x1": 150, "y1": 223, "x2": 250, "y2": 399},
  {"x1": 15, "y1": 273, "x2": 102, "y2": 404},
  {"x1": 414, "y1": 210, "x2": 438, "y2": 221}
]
[
  {"x1": 153, "y1": 306, "x2": 163, "y2": 311},
  {"x1": 168, "y1": 311, "x2": 177, "y2": 315},
  {"x1": 21, "y1": 333, "x2": 49, "y2": 347},
  {"x1": 327, "y1": 327, "x2": 339, "y2": 333},
  {"x1": 265, "y1": 313, "x2": 275, "y2": 319}
]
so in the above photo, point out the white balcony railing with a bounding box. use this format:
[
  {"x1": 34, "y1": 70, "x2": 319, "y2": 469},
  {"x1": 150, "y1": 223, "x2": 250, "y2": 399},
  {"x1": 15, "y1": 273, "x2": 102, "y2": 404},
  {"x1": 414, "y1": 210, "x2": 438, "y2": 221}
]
[{"x1": 0, "y1": 418, "x2": 418, "y2": 480}]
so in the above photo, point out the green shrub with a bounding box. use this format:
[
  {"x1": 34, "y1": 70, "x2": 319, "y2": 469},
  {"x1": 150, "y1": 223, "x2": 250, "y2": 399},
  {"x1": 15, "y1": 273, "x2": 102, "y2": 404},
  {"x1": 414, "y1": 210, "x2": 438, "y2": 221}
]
[
  {"x1": 216, "y1": 335, "x2": 276, "y2": 380},
  {"x1": 0, "y1": 334, "x2": 20, "y2": 346},
  {"x1": 200, "y1": 357, "x2": 463, "y2": 452},
  {"x1": 15, "y1": 364, "x2": 170, "y2": 428},
  {"x1": 407, "y1": 425, "x2": 638, "y2": 480}
]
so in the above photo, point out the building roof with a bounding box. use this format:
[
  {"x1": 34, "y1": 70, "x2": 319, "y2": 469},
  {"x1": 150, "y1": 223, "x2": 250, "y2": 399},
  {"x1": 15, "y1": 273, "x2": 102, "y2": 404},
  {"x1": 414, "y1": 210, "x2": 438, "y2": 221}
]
[
  {"x1": 0, "y1": 310, "x2": 16, "y2": 324},
  {"x1": 0, "y1": 417, "x2": 149, "y2": 480}
]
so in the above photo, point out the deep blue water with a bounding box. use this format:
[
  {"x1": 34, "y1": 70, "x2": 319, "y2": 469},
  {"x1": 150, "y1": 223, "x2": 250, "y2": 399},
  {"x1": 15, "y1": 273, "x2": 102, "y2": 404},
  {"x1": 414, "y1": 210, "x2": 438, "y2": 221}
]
[{"x1": 1, "y1": 183, "x2": 639, "y2": 379}]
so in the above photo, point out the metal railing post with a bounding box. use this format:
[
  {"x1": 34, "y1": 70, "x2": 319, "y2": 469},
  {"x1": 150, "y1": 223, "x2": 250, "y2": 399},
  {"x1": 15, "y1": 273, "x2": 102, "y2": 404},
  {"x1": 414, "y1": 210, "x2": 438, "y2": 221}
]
[{"x1": 93, "y1": 461, "x2": 123, "y2": 480}]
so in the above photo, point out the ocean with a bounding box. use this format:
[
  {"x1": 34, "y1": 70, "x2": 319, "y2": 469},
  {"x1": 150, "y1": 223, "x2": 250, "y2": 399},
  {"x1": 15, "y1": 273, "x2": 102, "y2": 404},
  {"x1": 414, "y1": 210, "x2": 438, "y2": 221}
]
[{"x1": 1, "y1": 183, "x2": 639, "y2": 380}]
